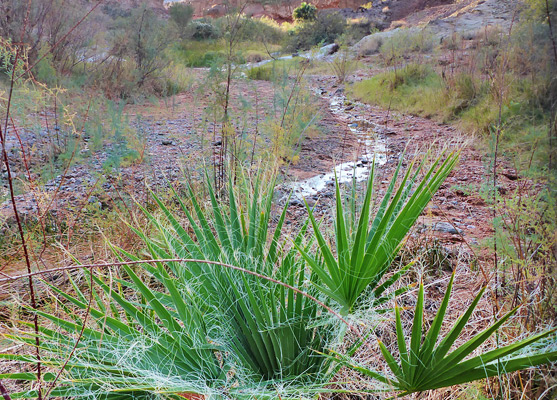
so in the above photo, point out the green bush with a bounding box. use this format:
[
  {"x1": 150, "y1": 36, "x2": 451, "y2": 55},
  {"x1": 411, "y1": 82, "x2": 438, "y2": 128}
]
[
  {"x1": 34, "y1": 45, "x2": 58, "y2": 86},
  {"x1": 245, "y1": 58, "x2": 300, "y2": 81},
  {"x1": 379, "y1": 28, "x2": 437, "y2": 64},
  {"x1": 343, "y1": 17, "x2": 378, "y2": 44},
  {"x1": 293, "y1": 2, "x2": 317, "y2": 22},
  {"x1": 218, "y1": 15, "x2": 285, "y2": 44},
  {"x1": 3, "y1": 162, "x2": 556, "y2": 399},
  {"x1": 287, "y1": 11, "x2": 346, "y2": 51},
  {"x1": 350, "y1": 64, "x2": 445, "y2": 118},
  {"x1": 189, "y1": 20, "x2": 220, "y2": 40},
  {"x1": 169, "y1": 3, "x2": 194, "y2": 38},
  {"x1": 246, "y1": 64, "x2": 274, "y2": 81}
]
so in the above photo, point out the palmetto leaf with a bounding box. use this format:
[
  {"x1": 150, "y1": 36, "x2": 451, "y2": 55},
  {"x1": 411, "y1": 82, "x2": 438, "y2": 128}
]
[
  {"x1": 299, "y1": 152, "x2": 459, "y2": 313},
  {"x1": 330, "y1": 273, "x2": 557, "y2": 395},
  {"x1": 127, "y1": 172, "x2": 331, "y2": 384}
]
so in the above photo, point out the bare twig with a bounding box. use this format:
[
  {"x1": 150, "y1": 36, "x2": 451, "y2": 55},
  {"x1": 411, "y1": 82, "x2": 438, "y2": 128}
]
[
  {"x1": 0, "y1": 381, "x2": 12, "y2": 400},
  {"x1": 43, "y1": 267, "x2": 94, "y2": 400},
  {"x1": 18, "y1": 0, "x2": 106, "y2": 80},
  {"x1": 546, "y1": 0, "x2": 557, "y2": 66},
  {"x1": 1, "y1": 1, "x2": 43, "y2": 397}
]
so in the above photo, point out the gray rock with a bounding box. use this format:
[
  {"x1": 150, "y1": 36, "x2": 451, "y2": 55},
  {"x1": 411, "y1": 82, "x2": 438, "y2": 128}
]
[
  {"x1": 289, "y1": 199, "x2": 304, "y2": 207},
  {"x1": 433, "y1": 221, "x2": 462, "y2": 235}
]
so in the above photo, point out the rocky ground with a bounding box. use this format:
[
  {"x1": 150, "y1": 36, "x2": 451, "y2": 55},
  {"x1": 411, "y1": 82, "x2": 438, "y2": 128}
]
[
  {"x1": 354, "y1": 0, "x2": 518, "y2": 55},
  {"x1": 1, "y1": 60, "x2": 522, "y2": 278},
  {"x1": 0, "y1": 65, "x2": 518, "y2": 398},
  {"x1": 1, "y1": 0, "x2": 523, "y2": 279}
]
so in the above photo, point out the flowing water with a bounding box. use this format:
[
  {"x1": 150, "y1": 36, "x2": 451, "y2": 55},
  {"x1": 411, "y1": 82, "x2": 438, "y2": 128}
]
[{"x1": 286, "y1": 91, "x2": 387, "y2": 200}]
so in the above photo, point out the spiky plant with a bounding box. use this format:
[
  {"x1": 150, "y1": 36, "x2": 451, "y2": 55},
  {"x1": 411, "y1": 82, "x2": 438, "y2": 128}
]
[
  {"x1": 1, "y1": 268, "x2": 223, "y2": 399},
  {"x1": 298, "y1": 152, "x2": 459, "y2": 314},
  {"x1": 132, "y1": 174, "x2": 331, "y2": 384},
  {"x1": 330, "y1": 272, "x2": 557, "y2": 395},
  {"x1": 0, "y1": 173, "x2": 334, "y2": 399}
]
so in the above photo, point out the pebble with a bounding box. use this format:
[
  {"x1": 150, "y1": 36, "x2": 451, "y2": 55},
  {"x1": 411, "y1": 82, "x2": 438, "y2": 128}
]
[
  {"x1": 289, "y1": 199, "x2": 304, "y2": 207},
  {"x1": 433, "y1": 221, "x2": 462, "y2": 234}
]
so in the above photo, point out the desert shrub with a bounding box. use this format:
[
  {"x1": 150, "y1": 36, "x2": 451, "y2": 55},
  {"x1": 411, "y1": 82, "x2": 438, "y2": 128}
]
[
  {"x1": 244, "y1": 50, "x2": 267, "y2": 63},
  {"x1": 174, "y1": 39, "x2": 278, "y2": 68},
  {"x1": 89, "y1": 58, "x2": 138, "y2": 99},
  {"x1": 445, "y1": 73, "x2": 484, "y2": 114},
  {"x1": 293, "y1": 2, "x2": 317, "y2": 21},
  {"x1": 329, "y1": 48, "x2": 356, "y2": 83},
  {"x1": 102, "y1": 2, "x2": 131, "y2": 19},
  {"x1": 287, "y1": 11, "x2": 347, "y2": 51},
  {"x1": 350, "y1": 64, "x2": 445, "y2": 118},
  {"x1": 380, "y1": 27, "x2": 437, "y2": 64},
  {"x1": 0, "y1": 38, "x2": 26, "y2": 79},
  {"x1": 508, "y1": 16, "x2": 557, "y2": 112},
  {"x1": 342, "y1": 17, "x2": 378, "y2": 45},
  {"x1": 246, "y1": 59, "x2": 296, "y2": 81},
  {"x1": 160, "y1": 63, "x2": 193, "y2": 96},
  {"x1": 93, "y1": 5, "x2": 177, "y2": 98},
  {"x1": 246, "y1": 57, "x2": 308, "y2": 81},
  {"x1": 34, "y1": 45, "x2": 58, "y2": 86},
  {"x1": 122, "y1": 7, "x2": 175, "y2": 85},
  {"x1": 352, "y1": 64, "x2": 496, "y2": 126},
  {"x1": 392, "y1": 63, "x2": 434, "y2": 88},
  {"x1": 247, "y1": 64, "x2": 273, "y2": 80},
  {"x1": 441, "y1": 32, "x2": 463, "y2": 50},
  {"x1": 177, "y1": 42, "x2": 226, "y2": 67},
  {"x1": 230, "y1": 16, "x2": 285, "y2": 44},
  {"x1": 309, "y1": 12, "x2": 346, "y2": 45},
  {"x1": 1, "y1": 0, "x2": 99, "y2": 77},
  {"x1": 102, "y1": 100, "x2": 141, "y2": 171},
  {"x1": 169, "y1": 3, "x2": 194, "y2": 38},
  {"x1": 189, "y1": 19, "x2": 221, "y2": 40}
]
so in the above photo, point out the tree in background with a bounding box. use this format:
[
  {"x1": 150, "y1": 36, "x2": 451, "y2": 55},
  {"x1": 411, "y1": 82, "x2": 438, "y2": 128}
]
[
  {"x1": 110, "y1": 5, "x2": 176, "y2": 88},
  {"x1": 169, "y1": 3, "x2": 194, "y2": 39},
  {"x1": 293, "y1": 2, "x2": 317, "y2": 22}
]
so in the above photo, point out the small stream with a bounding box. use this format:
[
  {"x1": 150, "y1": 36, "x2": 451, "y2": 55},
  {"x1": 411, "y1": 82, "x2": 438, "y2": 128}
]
[
  {"x1": 286, "y1": 90, "x2": 388, "y2": 200},
  {"x1": 244, "y1": 44, "x2": 388, "y2": 201}
]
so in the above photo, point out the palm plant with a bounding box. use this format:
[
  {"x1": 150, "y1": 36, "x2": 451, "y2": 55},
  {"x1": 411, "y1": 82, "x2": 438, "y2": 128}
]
[
  {"x1": 298, "y1": 152, "x2": 459, "y2": 314},
  {"x1": 331, "y1": 272, "x2": 557, "y2": 395},
  {"x1": 1, "y1": 173, "x2": 333, "y2": 399},
  {"x1": 136, "y1": 175, "x2": 330, "y2": 383},
  {"x1": 2, "y1": 268, "x2": 222, "y2": 399}
]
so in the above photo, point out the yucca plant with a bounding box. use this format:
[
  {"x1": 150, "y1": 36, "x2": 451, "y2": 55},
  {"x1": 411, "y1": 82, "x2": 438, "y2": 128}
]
[
  {"x1": 1, "y1": 268, "x2": 223, "y2": 399},
  {"x1": 132, "y1": 174, "x2": 331, "y2": 383},
  {"x1": 330, "y1": 272, "x2": 557, "y2": 395},
  {"x1": 298, "y1": 152, "x2": 459, "y2": 314},
  {"x1": 0, "y1": 173, "x2": 333, "y2": 399}
]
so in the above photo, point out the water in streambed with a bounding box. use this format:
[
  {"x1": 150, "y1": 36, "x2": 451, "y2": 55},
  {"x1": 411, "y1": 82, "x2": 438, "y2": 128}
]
[{"x1": 286, "y1": 91, "x2": 388, "y2": 200}]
